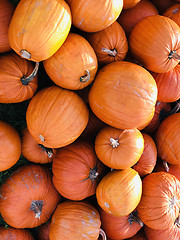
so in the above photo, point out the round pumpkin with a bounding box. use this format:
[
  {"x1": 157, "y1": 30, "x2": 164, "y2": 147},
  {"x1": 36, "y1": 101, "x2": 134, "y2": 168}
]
[
  {"x1": 0, "y1": 0, "x2": 15, "y2": 53},
  {"x1": 66, "y1": 0, "x2": 123, "y2": 32},
  {"x1": 0, "y1": 164, "x2": 61, "y2": 228},
  {"x1": 52, "y1": 141, "x2": 106, "y2": 200},
  {"x1": 95, "y1": 126, "x2": 144, "y2": 169},
  {"x1": 129, "y1": 15, "x2": 180, "y2": 73},
  {"x1": 49, "y1": 200, "x2": 106, "y2": 240},
  {"x1": 0, "y1": 52, "x2": 38, "y2": 103},
  {"x1": 43, "y1": 33, "x2": 98, "y2": 90},
  {"x1": 163, "y1": 3, "x2": 180, "y2": 26},
  {"x1": 21, "y1": 128, "x2": 56, "y2": 164},
  {"x1": 0, "y1": 226, "x2": 34, "y2": 240},
  {"x1": 89, "y1": 61, "x2": 157, "y2": 130},
  {"x1": 0, "y1": 120, "x2": 21, "y2": 172},
  {"x1": 96, "y1": 168, "x2": 142, "y2": 217},
  {"x1": 26, "y1": 85, "x2": 89, "y2": 148},
  {"x1": 137, "y1": 171, "x2": 180, "y2": 230},
  {"x1": 155, "y1": 113, "x2": 180, "y2": 165},
  {"x1": 85, "y1": 21, "x2": 128, "y2": 67},
  {"x1": 8, "y1": 0, "x2": 71, "y2": 62}
]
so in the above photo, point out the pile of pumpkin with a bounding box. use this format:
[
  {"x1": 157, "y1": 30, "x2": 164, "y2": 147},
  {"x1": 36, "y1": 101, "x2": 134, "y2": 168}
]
[{"x1": 0, "y1": 0, "x2": 180, "y2": 239}]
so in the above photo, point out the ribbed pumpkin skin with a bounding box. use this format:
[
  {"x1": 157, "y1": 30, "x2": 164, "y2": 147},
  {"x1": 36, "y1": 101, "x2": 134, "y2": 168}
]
[
  {"x1": 89, "y1": 61, "x2": 157, "y2": 130},
  {"x1": 0, "y1": 52, "x2": 38, "y2": 103},
  {"x1": 26, "y1": 86, "x2": 89, "y2": 148},
  {"x1": 8, "y1": 0, "x2": 71, "y2": 62},
  {"x1": 0, "y1": 0, "x2": 15, "y2": 53},
  {"x1": 0, "y1": 227, "x2": 34, "y2": 240},
  {"x1": 137, "y1": 172, "x2": 180, "y2": 230},
  {"x1": 96, "y1": 168, "x2": 142, "y2": 217},
  {"x1": 0, "y1": 120, "x2": 21, "y2": 172},
  {"x1": 52, "y1": 141, "x2": 105, "y2": 200},
  {"x1": 49, "y1": 201, "x2": 101, "y2": 240},
  {"x1": 129, "y1": 15, "x2": 180, "y2": 73},
  {"x1": 43, "y1": 33, "x2": 98, "y2": 90},
  {"x1": 163, "y1": 3, "x2": 180, "y2": 27},
  {"x1": 0, "y1": 164, "x2": 61, "y2": 228},
  {"x1": 155, "y1": 113, "x2": 180, "y2": 165},
  {"x1": 66, "y1": 0, "x2": 123, "y2": 32}
]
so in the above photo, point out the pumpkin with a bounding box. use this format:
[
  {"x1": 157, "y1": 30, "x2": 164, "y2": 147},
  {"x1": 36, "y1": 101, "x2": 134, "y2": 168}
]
[
  {"x1": 0, "y1": 52, "x2": 38, "y2": 103},
  {"x1": 52, "y1": 141, "x2": 106, "y2": 200},
  {"x1": 36, "y1": 220, "x2": 51, "y2": 240},
  {"x1": 26, "y1": 85, "x2": 89, "y2": 148},
  {"x1": 123, "y1": 0, "x2": 141, "y2": 9},
  {"x1": 8, "y1": 0, "x2": 71, "y2": 62},
  {"x1": 163, "y1": 3, "x2": 180, "y2": 26},
  {"x1": 65, "y1": 0, "x2": 123, "y2": 32},
  {"x1": 95, "y1": 126, "x2": 144, "y2": 169},
  {"x1": 0, "y1": 164, "x2": 61, "y2": 228},
  {"x1": 43, "y1": 33, "x2": 98, "y2": 90},
  {"x1": 0, "y1": 120, "x2": 21, "y2": 172},
  {"x1": 151, "y1": 64, "x2": 180, "y2": 102},
  {"x1": 155, "y1": 113, "x2": 180, "y2": 165},
  {"x1": 0, "y1": 0, "x2": 15, "y2": 53},
  {"x1": 137, "y1": 171, "x2": 180, "y2": 230},
  {"x1": 117, "y1": 0, "x2": 158, "y2": 37},
  {"x1": 21, "y1": 128, "x2": 56, "y2": 164},
  {"x1": 49, "y1": 200, "x2": 106, "y2": 240},
  {"x1": 99, "y1": 207, "x2": 143, "y2": 239},
  {"x1": 96, "y1": 168, "x2": 142, "y2": 217},
  {"x1": 150, "y1": 0, "x2": 177, "y2": 14},
  {"x1": 129, "y1": 15, "x2": 180, "y2": 73},
  {"x1": 85, "y1": 21, "x2": 128, "y2": 67},
  {"x1": 0, "y1": 226, "x2": 34, "y2": 240},
  {"x1": 89, "y1": 61, "x2": 157, "y2": 130}
]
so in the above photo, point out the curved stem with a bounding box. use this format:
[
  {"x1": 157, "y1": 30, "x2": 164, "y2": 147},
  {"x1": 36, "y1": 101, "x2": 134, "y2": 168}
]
[
  {"x1": 128, "y1": 211, "x2": 144, "y2": 227},
  {"x1": 160, "y1": 99, "x2": 180, "y2": 122},
  {"x1": 169, "y1": 50, "x2": 180, "y2": 60},
  {"x1": 80, "y1": 70, "x2": 90, "y2": 82},
  {"x1": 101, "y1": 47, "x2": 117, "y2": 57},
  {"x1": 31, "y1": 200, "x2": 43, "y2": 219},
  {"x1": 39, "y1": 144, "x2": 53, "y2": 158},
  {"x1": 163, "y1": 160, "x2": 169, "y2": 172},
  {"x1": 20, "y1": 49, "x2": 31, "y2": 59},
  {"x1": 99, "y1": 229, "x2": 107, "y2": 240},
  {"x1": 175, "y1": 216, "x2": 180, "y2": 227},
  {"x1": 21, "y1": 62, "x2": 39, "y2": 85}
]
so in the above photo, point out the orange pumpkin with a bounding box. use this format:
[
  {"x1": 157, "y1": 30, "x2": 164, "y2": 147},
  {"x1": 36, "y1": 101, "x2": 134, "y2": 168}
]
[
  {"x1": 21, "y1": 128, "x2": 56, "y2": 164},
  {"x1": 43, "y1": 33, "x2": 98, "y2": 90},
  {"x1": 8, "y1": 0, "x2": 71, "y2": 62},
  {"x1": 0, "y1": 120, "x2": 21, "y2": 172},
  {"x1": 49, "y1": 200, "x2": 106, "y2": 240},
  {"x1": 0, "y1": 164, "x2": 61, "y2": 228},
  {"x1": 0, "y1": 0, "x2": 15, "y2": 53},
  {"x1": 0, "y1": 52, "x2": 38, "y2": 103},
  {"x1": 85, "y1": 21, "x2": 128, "y2": 67},
  {"x1": 96, "y1": 168, "x2": 142, "y2": 217},
  {"x1": 95, "y1": 126, "x2": 144, "y2": 169},
  {"x1": 123, "y1": 0, "x2": 141, "y2": 9},
  {"x1": 66, "y1": 0, "x2": 123, "y2": 32},
  {"x1": 0, "y1": 227, "x2": 34, "y2": 240},
  {"x1": 89, "y1": 61, "x2": 157, "y2": 130},
  {"x1": 26, "y1": 86, "x2": 89, "y2": 148},
  {"x1": 129, "y1": 15, "x2": 180, "y2": 73},
  {"x1": 137, "y1": 171, "x2": 180, "y2": 230},
  {"x1": 163, "y1": 3, "x2": 180, "y2": 26},
  {"x1": 52, "y1": 141, "x2": 106, "y2": 200},
  {"x1": 132, "y1": 133, "x2": 157, "y2": 177},
  {"x1": 155, "y1": 113, "x2": 180, "y2": 165}
]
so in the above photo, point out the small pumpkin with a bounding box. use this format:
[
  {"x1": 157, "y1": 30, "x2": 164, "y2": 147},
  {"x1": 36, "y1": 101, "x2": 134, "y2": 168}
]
[
  {"x1": 49, "y1": 200, "x2": 106, "y2": 240},
  {"x1": 8, "y1": 0, "x2": 71, "y2": 62},
  {"x1": 0, "y1": 120, "x2": 21, "y2": 172},
  {"x1": 26, "y1": 85, "x2": 89, "y2": 148},
  {"x1": 96, "y1": 168, "x2": 142, "y2": 217},
  {"x1": 95, "y1": 126, "x2": 144, "y2": 169},
  {"x1": 0, "y1": 164, "x2": 61, "y2": 228},
  {"x1": 0, "y1": 226, "x2": 34, "y2": 240}
]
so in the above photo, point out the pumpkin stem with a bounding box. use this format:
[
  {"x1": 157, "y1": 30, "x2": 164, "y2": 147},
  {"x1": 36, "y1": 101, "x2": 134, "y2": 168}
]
[
  {"x1": 175, "y1": 216, "x2": 180, "y2": 227},
  {"x1": 99, "y1": 228, "x2": 107, "y2": 240},
  {"x1": 80, "y1": 70, "x2": 90, "y2": 82},
  {"x1": 39, "y1": 144, "x2": 53, "y2": 158},
  {"x1": 101, "y1": 47, "x2": 117, "y2": 57},
  {"x1": 110, "y1": 138, "x2": 119, "y2": 148},
  {"x1": 160, "y1": 99, "x2": 180, "y2": 122},
  {"x1": 31, "y1": 200, "x2": 43, "y2": 219},
  {"x1": 89, "y1": 167, "x2": 99, "y2": 181},
  {"x1": 20, "y1": 49, "x2": 31, "y2": 59},
  {"x1": 21, "y1": 61, "x2": 39, "y2": 85},
  {"x1": 128, "y1": 211, "x2": 144, "y2": 227},
  {"x1": 168, "y1": 50, "x2": 180, "y2": 60},
  {"x1": 163, "y1": 160, "x2": 169, "y2": 172}
]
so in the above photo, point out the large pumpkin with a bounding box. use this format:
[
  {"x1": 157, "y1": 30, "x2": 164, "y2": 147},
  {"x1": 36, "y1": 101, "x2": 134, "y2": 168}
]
[
  {"x1": 26, "y1": 86, "x2": 89, "y2": 148},
  {"x1": 129, "y1": 15, "x2": 180, "y2": 73},
  {"x1": 0, "y1": 227, "x2": 34, "y2": 240},
  {"x1": 8, "y1": 0, "x2": 71, "y2": 62},
  {"x1": 0, "y1": 120, "x2": 21, "y2": 172},
  {"x1": 89, "y1": 61, "x2": 157, "y2": 130},
  {"x1": 0, "y1": 164, "x2": 61, "y2": 228}
]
